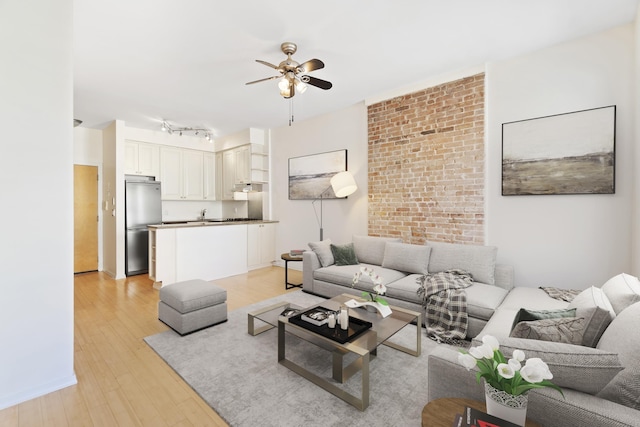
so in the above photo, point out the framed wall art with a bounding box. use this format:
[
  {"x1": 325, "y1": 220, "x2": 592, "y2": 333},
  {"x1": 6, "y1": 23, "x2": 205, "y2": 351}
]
[
  {"x1": 288, "y1": 149, "x2": 347, "y2": 200},
  {"x1": 502, "y1": 105, "x2": 616, "y2": 196}
]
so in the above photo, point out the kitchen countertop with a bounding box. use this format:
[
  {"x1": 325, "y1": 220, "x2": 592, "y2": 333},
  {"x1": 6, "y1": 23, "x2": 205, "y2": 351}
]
[{"x1": 148, "y1": 220, "x2": 279, "y2": 229}]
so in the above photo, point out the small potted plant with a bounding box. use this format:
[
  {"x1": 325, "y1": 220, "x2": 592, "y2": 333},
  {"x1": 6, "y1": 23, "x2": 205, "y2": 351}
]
[{"x1": 458, "y1": 335, "x2": 563, "y2": 426}]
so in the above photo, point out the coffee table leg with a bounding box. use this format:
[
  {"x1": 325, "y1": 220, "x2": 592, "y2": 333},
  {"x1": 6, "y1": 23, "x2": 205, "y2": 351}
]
[{"x1": 279, "y1": 321, "x2": 370, "y2": 411}]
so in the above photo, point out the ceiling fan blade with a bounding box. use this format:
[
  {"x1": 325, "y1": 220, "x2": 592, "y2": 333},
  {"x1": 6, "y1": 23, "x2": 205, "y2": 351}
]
[
  {"x1": 256, "y1": 59, "x2": 280, "y2": 70},
  {"x1": 297, "y1": 59, "x2": 324, "y2": 73},
  {"x1": 302, "y1": 75, "x2": 332, "y2": 90},
  {"x1": 245, "y1": 75, "x2": 280, "y2": 85}
]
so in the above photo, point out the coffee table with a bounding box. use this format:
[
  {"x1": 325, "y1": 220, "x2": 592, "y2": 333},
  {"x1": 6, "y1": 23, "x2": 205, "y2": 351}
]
[
  {"x1": 277, "y1": 293, "x2": 421, "y2": 411},
  {"x1": 421, "y1": 398, "x2": 542, "y2": 427}
]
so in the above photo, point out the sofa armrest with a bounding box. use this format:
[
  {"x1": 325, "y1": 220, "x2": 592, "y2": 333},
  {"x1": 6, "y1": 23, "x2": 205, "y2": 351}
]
[
  {"x1": 303, "y1": 251, "x2": 320, "y2": 293},
  {"x1": 494, "y1": 264, "x2": 514, "y2": 291},
  {"x1": 428, "y1": 346, "x2": 639, "y2": 427}
]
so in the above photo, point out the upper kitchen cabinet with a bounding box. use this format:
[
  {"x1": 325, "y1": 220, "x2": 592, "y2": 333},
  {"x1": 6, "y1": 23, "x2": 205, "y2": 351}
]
[
  {"x1": 124, "y1": 140, "x2": 159, "y2": 177},
  {"x1": 160, "y1": 147, "x2": 204, "y2": 200},
  {"x1": 203, "y1": 152, "x2": 216, "y2": 200},
  {"x1": 234, "y1": 145, "x2": 250, "y2": 185}
]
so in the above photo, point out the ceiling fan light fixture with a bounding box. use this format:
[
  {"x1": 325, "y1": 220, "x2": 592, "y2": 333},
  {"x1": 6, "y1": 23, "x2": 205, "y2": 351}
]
[
  {"x1": 295, "y1": 79, "x2": 307, "y2": 94},
  {"x1": 278, "y1": 78, "x2": 289, "y2": 91}
]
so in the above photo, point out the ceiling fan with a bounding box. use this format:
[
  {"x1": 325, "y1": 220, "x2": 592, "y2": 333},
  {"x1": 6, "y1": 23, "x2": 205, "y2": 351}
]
[{"x1": 246, "y1": 42, "x2": 332, "y2": 99}]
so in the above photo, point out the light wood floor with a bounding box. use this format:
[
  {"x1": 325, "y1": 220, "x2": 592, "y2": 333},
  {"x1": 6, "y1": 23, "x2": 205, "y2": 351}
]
[{"x1": 0, "y1": 266, "x2": 302, "y2": 426}]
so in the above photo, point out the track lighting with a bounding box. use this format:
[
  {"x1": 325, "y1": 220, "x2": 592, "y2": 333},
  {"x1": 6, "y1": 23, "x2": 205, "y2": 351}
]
[{"x1": 161, "y1": 120, "x2": 213, "y2": 143}]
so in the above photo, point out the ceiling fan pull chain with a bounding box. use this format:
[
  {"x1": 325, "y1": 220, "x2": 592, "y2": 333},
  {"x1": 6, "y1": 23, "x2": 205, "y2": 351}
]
[{"x1": 289, "y1": 99, "x2": 294, "y2": 126}]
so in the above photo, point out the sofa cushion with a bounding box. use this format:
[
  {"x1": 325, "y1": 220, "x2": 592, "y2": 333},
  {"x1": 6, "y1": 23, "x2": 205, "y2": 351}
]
[
  {"x1": 330, "y1": 243, "x2": 358, "y2": 266},
  {"x1": 600, "y1": 273, "x2": 640, "y2": 315},
  {"x1": 314, "y1": 263, "x2": 407, "y2": 290},
  {"x1": 308, "y1": 239, "x2": 334, "y2": 267},
  {"x1": 510, "y1": 317, "x2": 586, "y2": 345},
  {"x1": 495, "y1": 337, "x2": 623, "y2": 395},
  {"x1": 567, "y1": 286, "x2": 616, "y2": 347},
  {"x1": 464, "y1": 283, "x2": 509, "y2": 321},
  {"x1": 426, "y1": 241, "x2": 497, "y2": 285},
  {"x1": 597, "y1": 302, "x2": 640, "y2": 410},
  {"x1": 384, "y1": 274, "x2": 424, "y2": 304},
  {"x1": 381, "y1": 242, "x2": 430, "y2": 274},
  {"x1": 352, "y1": 235, "x2": 402, "y2": 265}
]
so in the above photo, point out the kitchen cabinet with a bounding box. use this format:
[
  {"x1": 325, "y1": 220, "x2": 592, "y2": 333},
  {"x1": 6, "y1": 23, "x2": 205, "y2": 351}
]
[
  {"x1": 150, "y1": 224, "x2": 249, "y2": 287},
  {"x1": 234, "y1": 145, "x2": 251, "y2": 184},
  {"x1": 160, "y1": 147, "x2": 204, "y2": 200},
  {"x1": 247, "y1": 222, "x2": 276, "y2": 270},
  {"x1": 221, "y1": 149, "x2": 236, "y2": 200},
  {"x1": 124, "y1": 140, "x2": 159, "y2": 177},
  {"x1": 215, "y1": 152, "x2": 223, "y2": 200},
  {"x1": 203, "y1": 152, "x2": 216, "y2": 200}
]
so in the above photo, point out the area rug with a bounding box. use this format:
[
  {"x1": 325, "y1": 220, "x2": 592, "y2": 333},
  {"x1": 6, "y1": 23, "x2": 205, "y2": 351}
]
[{"x1": 144, "y1": 291, "x2": 444, "y2": 427}]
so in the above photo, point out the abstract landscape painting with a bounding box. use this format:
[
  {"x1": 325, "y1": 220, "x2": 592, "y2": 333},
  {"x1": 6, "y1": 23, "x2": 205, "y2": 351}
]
[
  {"x1": 502, "y1": 106, "x2": 615, "y2": 196},
  {"x1": 289, "y1": 149, "x2": 347, "y2": 200}
]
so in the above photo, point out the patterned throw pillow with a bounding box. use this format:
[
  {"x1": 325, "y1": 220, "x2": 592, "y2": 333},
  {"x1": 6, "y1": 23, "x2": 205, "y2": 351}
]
[
  {"x1": 510, "y1": 317, "x2": 586, "y2": 345},
  {"x1": 330, "y1": 243, "x2": 359, "y2": 266},
  {"x1": 510, "y1": 308, "x2": 577, "y2": 332}
]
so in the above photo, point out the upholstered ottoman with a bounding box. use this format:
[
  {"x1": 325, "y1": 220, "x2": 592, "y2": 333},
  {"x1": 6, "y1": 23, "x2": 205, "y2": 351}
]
[{"x1": 158, "y1": 279, "x2": 227, "y2": 335}]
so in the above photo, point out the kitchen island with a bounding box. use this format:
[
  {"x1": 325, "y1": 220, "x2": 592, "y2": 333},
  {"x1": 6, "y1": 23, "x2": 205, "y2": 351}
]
[{"x1": 148, "y1": 220, "x2": 278, "y2": 288}]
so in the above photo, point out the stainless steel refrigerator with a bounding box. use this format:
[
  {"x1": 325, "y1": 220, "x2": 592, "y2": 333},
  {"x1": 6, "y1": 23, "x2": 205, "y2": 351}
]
[{"x1": 125, "y1": 180, "x2": 162, "y2": 276}]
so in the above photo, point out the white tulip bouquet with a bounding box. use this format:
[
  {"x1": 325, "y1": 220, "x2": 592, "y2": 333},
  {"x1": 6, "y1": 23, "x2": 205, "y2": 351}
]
[{"x1": 458, "y1": 335, "x2": 564, "y2": 397}]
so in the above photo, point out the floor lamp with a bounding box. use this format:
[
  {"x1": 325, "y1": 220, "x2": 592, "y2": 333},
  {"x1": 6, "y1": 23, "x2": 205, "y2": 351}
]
[{"x1": 312, "y1": 171, "x2": 358, "y2": 241}]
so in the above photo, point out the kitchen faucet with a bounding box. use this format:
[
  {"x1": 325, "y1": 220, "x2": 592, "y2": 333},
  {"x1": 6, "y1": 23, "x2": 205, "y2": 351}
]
[{"x1": 199, "y1": 208, "x2": 207, "y2": 220}]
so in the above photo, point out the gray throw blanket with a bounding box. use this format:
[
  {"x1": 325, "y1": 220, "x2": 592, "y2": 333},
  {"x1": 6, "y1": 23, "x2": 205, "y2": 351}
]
[
  {"x1": 539, "y1": 286, "x2": 581, "y2": 302},
  {"x1": 416, "y1": 269, "x2": 474, "y2": 343}
]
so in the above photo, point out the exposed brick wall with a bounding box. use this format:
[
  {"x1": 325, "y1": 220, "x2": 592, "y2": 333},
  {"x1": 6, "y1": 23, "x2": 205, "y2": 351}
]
[{"x1": 367, "y1": 73, "x2": 485, "y2": 245}]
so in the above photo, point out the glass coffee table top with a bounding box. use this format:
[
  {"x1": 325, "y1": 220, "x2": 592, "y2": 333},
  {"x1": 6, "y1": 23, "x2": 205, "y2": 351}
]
[{"x1": 247, "y1": 301, "x2": 304, "y2": 336}]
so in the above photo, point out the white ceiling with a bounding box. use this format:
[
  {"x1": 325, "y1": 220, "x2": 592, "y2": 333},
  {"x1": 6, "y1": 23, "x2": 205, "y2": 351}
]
[{"x1": 73, "y1": 0, "x2": 639, "y2": 139}]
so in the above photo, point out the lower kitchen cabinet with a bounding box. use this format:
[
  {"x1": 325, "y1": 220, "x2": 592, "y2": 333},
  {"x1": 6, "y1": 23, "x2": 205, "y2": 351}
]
[
  {"x1": 150, "y1": 225, "x2": 248, "y2": 287},
  {"x1": 247, "y1": 223, "x2": 276, "y2": 270}
]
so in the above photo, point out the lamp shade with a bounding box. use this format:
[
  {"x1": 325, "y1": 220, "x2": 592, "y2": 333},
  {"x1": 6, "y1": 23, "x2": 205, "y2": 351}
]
[{"x1": 330, "y1": 171, "x2": 357, "y2": 198}]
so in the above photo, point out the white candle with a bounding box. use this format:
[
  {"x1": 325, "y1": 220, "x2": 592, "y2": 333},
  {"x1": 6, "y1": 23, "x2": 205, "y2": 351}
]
[
  {"x1": 328, "y1": 313, "x2": 336, "y2": 328},
  {"x1": 340, "y1": 306, "x2": 349, "y2": 330}
]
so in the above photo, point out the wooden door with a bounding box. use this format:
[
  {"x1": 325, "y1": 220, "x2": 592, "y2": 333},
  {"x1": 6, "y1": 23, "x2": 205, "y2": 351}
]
[{"x1": 74, "y1": 165, "x2": 98, "y2": 273}]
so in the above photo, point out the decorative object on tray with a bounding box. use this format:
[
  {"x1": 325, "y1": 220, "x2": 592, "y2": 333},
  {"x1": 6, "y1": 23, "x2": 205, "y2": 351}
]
[
  {"x1": 288, "y1": 307, "x2": 372, "y2": 344},
  {"x1": 280, "y1": 308, "x2": 299, "y2": 317},
  {"x1": 458, "y1": 335, "x2": 563, "y2": 426},
  {"x1": 301, "y1": 307, "x2": 333, "y2": 326},
  {"x1": 349, "y1": 267, "x2": 392, "y2": 317}
]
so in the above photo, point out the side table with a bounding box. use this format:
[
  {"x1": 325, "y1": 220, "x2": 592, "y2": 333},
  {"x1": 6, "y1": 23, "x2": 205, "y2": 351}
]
[
  {"x1": 421, "y1": 397, "x2": 541, "y2": 427},
  {"x1": 281, "y1": 253, "x2": 303, "y2": 290}
]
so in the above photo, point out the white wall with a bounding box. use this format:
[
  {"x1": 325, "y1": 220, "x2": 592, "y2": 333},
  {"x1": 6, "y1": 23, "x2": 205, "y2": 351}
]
[
  {"x1": 486, "y1": 24, "x2": 635, "y2": 289},
  {"x1": 632, "y1": 10, "x2": 640, "y2": 275},
  {"x1": 271, "y1": 103, "x2": 369, "y2": 269},
  {"x1": 0, "y1": 0, "x2": 76, "y2": 409}
]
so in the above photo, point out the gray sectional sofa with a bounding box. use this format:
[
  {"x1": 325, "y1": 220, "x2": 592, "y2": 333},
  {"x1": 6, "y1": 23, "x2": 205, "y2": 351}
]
[
  {"x1": 303, "y1": 235, "x2": 514, "y2": 337},
  {"x1": 303, "y1": 235, "x2": 640, "y2": 426}
]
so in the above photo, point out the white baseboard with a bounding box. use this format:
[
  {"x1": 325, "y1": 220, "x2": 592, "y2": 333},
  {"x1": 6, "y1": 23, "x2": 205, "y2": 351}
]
[{"x1": 0, "y1": 374, "x2": 77, "y2": 411}]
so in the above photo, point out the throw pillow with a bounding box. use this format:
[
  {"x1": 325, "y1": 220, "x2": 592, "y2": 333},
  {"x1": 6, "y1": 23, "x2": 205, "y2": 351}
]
[
  {"x1": 510, "y1": 317, "x2": 586, "y2": 345},
  {"x1": 495, "y1": 336, "x2": 623, "y2": 395},
  {"x1": 510, "y1": 308, "x2": 577, "y2": 332},
  {"x1": 426, "y1": 241, "x2": 497, "y2": 285},
  {"x1": 597, "y1": 302, "x2": 640, "y2": 410},
  {"x1": 330, "y1": 243, "x2": 359, "y2": 266},
  {"x1": 308, "y1": 239, "x2": 334, "y2": 267},
  {"x1": 352, "y1": 235, "x2": 402, "y2": 265},
  {"x1": 568, "y1": 286, "x2": 616, "y2": 347},
  {"x1": 381, "y1": 242, "x2": 431, "y2": 274},
  {"x1": 600, "y1": 273, "x2": 640, "y2": 315}
]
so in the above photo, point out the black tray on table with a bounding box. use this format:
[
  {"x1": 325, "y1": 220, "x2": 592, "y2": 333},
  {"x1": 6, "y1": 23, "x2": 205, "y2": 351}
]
[{"x1": 288, "y1": 307, "x2": 373, "y2": 344}]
